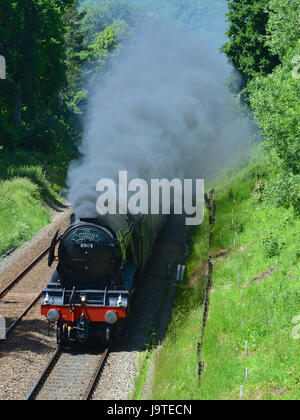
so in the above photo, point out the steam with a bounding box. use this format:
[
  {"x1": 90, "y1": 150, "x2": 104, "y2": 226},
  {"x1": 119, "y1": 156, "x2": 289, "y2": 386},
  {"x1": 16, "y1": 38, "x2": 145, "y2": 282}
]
[{"x1": 67, "y1": 19, "x2": 256, "y2": 217}]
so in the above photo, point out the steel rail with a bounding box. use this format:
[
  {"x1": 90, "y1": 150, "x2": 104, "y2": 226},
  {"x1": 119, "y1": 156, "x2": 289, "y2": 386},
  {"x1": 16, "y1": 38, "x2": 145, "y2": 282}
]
[
  {"x1": 0, "y1": 288, "x2": 45, "y2": 340},
  {"x1": 0, "y1": 247, "x2": 16, "y2": 259},
  {"x1": 0, "y1": 205, "x2": 71, "y2": 300},
  {"x1": 25, "y1": 346, "x2": 109, "y2": 401},
  {"x1": 25, "y1": 347, "x2": 62, "y2": 401},
  {"x1": 0, "y1": 245, "x2": 50, "y2": 300},
  {"x1": 82, "y1": 347, "x2": 110, "y2": 400}
]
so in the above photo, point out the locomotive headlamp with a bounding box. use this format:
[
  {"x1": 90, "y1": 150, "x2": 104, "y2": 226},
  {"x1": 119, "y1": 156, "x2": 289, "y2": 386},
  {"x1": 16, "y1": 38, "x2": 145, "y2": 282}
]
[
  {"x1": 105, "y1": 311, "x2": 118, "y2": 324},
  {"x1": 80, "y1": 294, "x2": 87, "y2": 303},
  {"x1": 47, "y1": 309, "x2": 60, "y2": 323}
]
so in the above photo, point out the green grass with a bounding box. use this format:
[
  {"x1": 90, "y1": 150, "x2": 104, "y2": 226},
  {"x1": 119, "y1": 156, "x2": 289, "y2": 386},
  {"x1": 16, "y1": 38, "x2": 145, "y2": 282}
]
[
  {"x1": 150, "y1": 148, "x2": 300, "y2": 400},
  {"x1": 0, "y1": 177, "x2": 51, "y2": 257},
  {"x1": 0, "y1": 147, "x2": 72, "y2": 189},
  {"x1": 132, "y1": 348, "x2": 155, "y2": 400},
  {"x1": 149, "y1": 215, "x2": 210, "y2": 399},
  {"x1": 7, "y1": 166, "x2": 61, "y2": 204},
  {"x1": 0, "y1": 157, "x2": 66, "y2": 257},
  {"x1": 0, "y1": 136, "x2": 72, "y2": 259}
]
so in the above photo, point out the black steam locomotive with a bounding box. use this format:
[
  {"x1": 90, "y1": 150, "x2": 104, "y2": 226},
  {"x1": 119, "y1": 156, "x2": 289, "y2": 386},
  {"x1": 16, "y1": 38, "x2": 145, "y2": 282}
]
[{"x1": 41, "y1": 214, "x2": 164, "y2": 345}]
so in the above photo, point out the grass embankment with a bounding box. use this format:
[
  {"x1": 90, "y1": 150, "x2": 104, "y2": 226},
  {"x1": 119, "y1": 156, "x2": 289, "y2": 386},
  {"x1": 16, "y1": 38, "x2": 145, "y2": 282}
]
[
  {"x1": 0, "y1": 166, "x2": 61, "y2": 257},
  {"x1": 150, "y1": 149, "x2": 300, "y2": 400}
]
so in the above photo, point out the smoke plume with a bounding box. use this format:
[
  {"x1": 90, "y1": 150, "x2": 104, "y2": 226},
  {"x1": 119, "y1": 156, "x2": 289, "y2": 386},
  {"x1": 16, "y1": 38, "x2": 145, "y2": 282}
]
[{"x1": 67, "y1": 19, "x2": 256, "y2": 217}]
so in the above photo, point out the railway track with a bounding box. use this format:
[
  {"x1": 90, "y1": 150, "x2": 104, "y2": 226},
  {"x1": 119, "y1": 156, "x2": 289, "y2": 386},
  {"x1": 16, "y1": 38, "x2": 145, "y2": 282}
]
[
  {"x1": 0, "y1": 209, "x2": 72, "y2": 342},
  {"x1": 0, "y1": 246, "x2": 50, "y2": 300},
  {"x1": 0, "y1": 246, "x2": 51, "y2": 340},
  {"x1": 26, "y1": 345, "x2": 109, "y2": 400},
  {"x1": 0, "y1": 289, "x2": 46, "y2": 340}
]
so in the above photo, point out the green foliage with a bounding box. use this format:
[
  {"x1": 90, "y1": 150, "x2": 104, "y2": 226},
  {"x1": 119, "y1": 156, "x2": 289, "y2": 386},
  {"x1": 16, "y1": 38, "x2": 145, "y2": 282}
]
[
  {"x1": 70, "y1": 1, "x2": 142, "y2": 106},
  {"x1": 0, "y1": 177, "x2": 50, "y2": 256},
  {"x1": 150, "y1": 151, "x2": 300, "y2": 400},
  {"x1": 80, "y1": 0, "x2": 228, "y2": 48},
  {"x1": 84, "y1": 19, "x2": 134, "y2": 76},
  {"x1": 0, "y1": 0, "x2": 80, "y2": 163},
  {"x1": 222, "y1": 0, "x2": 299, "y2": 182},
  {"x1": 263, "y1": 173, "x2": 300, "y2": 215},
  {"x1": 266, "y1": 0, "x2": 300, "y2": 60},
  {"x1": 92, "y1": 18, "x2": 133, "y2": 53},
  {"x1": 249, "y1": 47, "x2": 300, "y2": 175},
  {"x1": 6, "y1": 166, "x2": 60, "y2": 205},
  {"x1": 262, "y1": 231, "x2": 282, "y2": 258},
  {"x1": 222, "y1": 0, "x2": 280, "y2": 85},
  {"x1": 80, "y1": 0, "x2": 143, "y2": 46},
  {"x1": 252, "y1": 180, "x2": 266, "y2": 203},
  {"x1": 125, "y1": 0, "x2": 228, "y2": 34},
  {"x1": 63, "y1": 1, "x2": 87, "y2": 111},
  {"x1": 0, "y1": 1, "x2": 65, "y2": 119}
]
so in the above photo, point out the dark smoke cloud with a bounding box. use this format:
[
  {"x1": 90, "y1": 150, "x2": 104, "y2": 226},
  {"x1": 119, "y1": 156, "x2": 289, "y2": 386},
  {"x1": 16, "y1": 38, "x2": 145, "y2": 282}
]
[{"x1": 67, "y1": 19, "x2": 256, "y2": 217}]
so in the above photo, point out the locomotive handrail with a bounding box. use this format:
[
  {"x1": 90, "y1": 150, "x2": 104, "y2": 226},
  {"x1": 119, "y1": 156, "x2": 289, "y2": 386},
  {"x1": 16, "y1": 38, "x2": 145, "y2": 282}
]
[
  {"x1": 69, "y1": 286, "x2": 76, "y2": 312},
  {"x1": 48, "y1": 229, "x2": 60, "y2": 267},
  {"x1": 103, "y1": 286, "x2": 108, "y2": 307}
]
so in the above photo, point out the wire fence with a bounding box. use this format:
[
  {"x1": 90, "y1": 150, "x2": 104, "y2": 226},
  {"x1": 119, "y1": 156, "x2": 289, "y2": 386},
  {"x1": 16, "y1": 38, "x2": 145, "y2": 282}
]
[
  {"x1": 197, "y1": 192, "x2": 250, "y2": 399},
  {"x1": 197, "y1": 189, "x2": 216, "y2": 385}
]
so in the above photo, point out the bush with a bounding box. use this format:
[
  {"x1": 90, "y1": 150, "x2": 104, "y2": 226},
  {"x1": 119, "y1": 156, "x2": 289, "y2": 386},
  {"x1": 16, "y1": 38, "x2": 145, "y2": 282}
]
[
  {"x1": 249, "y1": 47, "x2": 300, "y2": 175},
  {"x1": 263, "y1": 172, "x2": 300, "y2": 215},
  {"x1": 266, "y1": 0, "x2": 300, "y2": 61},
  {"x1": 262, "y1": 230, "x2": 283, "y2": 258},
  {"x1": 251, "y1": 180, "x2": 265, "y2": 203}
]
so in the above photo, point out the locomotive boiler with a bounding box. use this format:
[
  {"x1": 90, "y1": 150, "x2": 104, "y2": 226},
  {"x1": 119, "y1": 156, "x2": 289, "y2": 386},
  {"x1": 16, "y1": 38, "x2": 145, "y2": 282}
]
[{"x1": 41, "y1": 213, "x2": 164, "y2": 346}]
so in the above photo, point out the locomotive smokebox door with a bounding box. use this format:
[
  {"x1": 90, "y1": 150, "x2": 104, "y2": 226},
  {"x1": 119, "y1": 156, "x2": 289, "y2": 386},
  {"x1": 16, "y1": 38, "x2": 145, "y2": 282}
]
[{"x1": 48, "y1": 229, "x2": 60, "y2": 267}]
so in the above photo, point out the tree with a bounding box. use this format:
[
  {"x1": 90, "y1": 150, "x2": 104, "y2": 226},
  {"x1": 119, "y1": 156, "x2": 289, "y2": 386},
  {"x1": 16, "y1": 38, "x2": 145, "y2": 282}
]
[
  {"x1": 222, "y1": 0, "x2": 280, "y2": 86},
  {"x1": 81, "y1": 19, "x2": 133, "y2": 82},
  {"x1": 266, "y1": 0, "x2": 300, "y2": 61},
  {"x1": 249, "y1": 47, "x2": 300, "y2": 174},
  {"x1": 80, "y1": 0, "x2": 143, "y2": 46},
  {"x1": 0, "y1": 0, "x2": 80, "y2": 160},
  {"x1": 63, "y1": 0, "x2": 87, "y2": 113}
]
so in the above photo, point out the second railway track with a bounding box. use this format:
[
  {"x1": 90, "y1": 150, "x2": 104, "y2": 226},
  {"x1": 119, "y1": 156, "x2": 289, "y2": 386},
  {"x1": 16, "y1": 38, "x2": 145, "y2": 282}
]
[
  {"x1": 26, "y1": 345, "x2": 109, "y2": 400},
  {"x1": 0, "y1": 210, "x2": 71, "y2": 340},
  {"x1": 0, "y1": 246, "x2": 50, "y2": 300},
  {"x1": 0, "y1": 247, "x2": 51, "y2": 340}
]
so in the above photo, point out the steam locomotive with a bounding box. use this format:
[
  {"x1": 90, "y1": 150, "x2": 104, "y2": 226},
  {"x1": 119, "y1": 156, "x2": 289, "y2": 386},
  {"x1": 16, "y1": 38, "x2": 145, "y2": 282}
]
[{"x1": 41, "y1": 214, "x2": 164, "y2": 346}]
